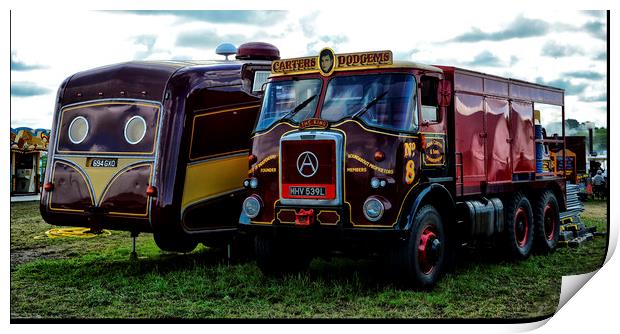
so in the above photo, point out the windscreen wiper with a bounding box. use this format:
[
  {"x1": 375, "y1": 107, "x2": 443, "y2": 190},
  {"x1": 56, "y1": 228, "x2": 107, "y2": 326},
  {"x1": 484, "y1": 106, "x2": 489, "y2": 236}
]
[
  {"x1": 351, "y1": 90, "x2": 388, "y2": 120},
  {"x1": 282, "y1": 94, "x2": 317, "y2": 120}
]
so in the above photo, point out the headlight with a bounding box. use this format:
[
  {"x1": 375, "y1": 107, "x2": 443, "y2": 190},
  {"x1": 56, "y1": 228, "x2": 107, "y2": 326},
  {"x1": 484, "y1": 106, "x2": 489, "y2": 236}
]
[
  {"x1": 68, "y1": 116, "x2": 89, "y2": 144},
  {"x1": 363, "y1": 197, "x2": 385, "y2": 222},
  {"x1": 243, "y1": 196, "x2": 261, "y2": 218},
  {"x1": 124, "y1": 115, "x2": 147, "y2": 144}
]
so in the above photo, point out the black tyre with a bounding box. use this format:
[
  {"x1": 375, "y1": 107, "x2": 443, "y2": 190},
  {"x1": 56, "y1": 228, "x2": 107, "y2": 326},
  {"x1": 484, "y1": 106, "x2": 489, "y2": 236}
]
[
  {"x1": 533, "y1": 190, "x2": 560, "y2": 253},
  {"x1": 400, "y1": 205, "x2": 446, "y2": 289},
  {"x1": 153, "y1": 232, "x2": 197, "y2": 253},
  {"x1": 503, "y1": 193, "x2": 534, "y2": 260},
  {"x1": 254, "y1": 234, "x2": 311, "y2": 276}
]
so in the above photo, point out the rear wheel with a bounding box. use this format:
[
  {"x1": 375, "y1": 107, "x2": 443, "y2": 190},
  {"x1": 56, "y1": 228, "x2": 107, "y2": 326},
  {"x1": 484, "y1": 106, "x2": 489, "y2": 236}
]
[
  {"x1": 399, "y1": 205, "x2": 446, "y2": 289},
  {"x1": 503, "y1": 193, "x2": 534, "y2": 260},
  {"x1": 533, "y1": 190, "x2": 560, "y2": 253},
  {"x1": 254, "y1": 234, "x2": 311, "y2": 276}
]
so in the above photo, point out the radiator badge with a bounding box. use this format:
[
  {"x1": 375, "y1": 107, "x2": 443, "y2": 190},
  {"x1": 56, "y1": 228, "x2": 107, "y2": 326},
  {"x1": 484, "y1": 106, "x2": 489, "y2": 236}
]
[{"x1": 297, "y1": 151, "x2": 319, "y2": 177}]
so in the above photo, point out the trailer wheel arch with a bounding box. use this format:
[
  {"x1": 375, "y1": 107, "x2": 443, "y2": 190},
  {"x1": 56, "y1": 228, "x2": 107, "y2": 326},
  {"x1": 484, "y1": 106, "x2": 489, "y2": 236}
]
[{"x1": 401, "y1": 184, "x2": 455, "y2": 232}]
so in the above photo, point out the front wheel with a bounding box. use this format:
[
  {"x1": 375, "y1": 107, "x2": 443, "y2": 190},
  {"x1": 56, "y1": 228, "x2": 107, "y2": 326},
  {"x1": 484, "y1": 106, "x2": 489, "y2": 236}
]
[{"x1": 399, "y1": 205, "x2": 446, "y2": 289}]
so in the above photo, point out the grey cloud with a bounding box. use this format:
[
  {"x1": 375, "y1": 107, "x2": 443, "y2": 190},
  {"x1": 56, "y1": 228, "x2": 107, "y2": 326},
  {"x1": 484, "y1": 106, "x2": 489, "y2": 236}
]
[
  {"x1": 541, "y1": 40, "x2": 584, "y2": 58},
  {"x1": 594, "y1": 51, "x2": 606, "y2": 61},
  {"x1": 300, "y1": 12, "x2": 319, "y2": 38},
  {"x1": 451, "y1": 15, "x2": 549, "y2": 42},
  {"x1": 394, "y1": 49, "x2": 420, "y2": 60},
  {"x1": 115, "y1": 10, "x2": 286, "y2": 26},
  {"x1": 583, "y1": 20, "x2": 606, "y2": 40},
  {"x1": 464, "y1": 51, "x2": 503, "y2": 67},
  {"x1": 11, "y1": 82, "x2": 52, "y2": 97},
  {"x1": 563, "y1": 71, "x2": 604, "y2": 81},
  {"x1": 176, "y1": 30, "x2": 247, "y2": 49},
  {"x1": 11, "y1": 52, "x2": 47, "y2": 71},
  {"x1": 535, "y1": 77, "x2": 587, "y2": 95},
  {"x1": 319, "y1": 35, "x2": 348, "y2": 44},
  {"x1": 133, "y1": 34, "x2": 158, "y2": 59},
  {"x1": 304, "y1": 34, "x2": 348, "y2": 56},
  {"x1": 580, "y1": 93, "x2": 607, "y2": 102},
  {"x1": 581, "y1": 10, "x2": 606, "y2": 19},
  {"x1": 509, "y1": 55, "x2": 519, "y2": 66}
]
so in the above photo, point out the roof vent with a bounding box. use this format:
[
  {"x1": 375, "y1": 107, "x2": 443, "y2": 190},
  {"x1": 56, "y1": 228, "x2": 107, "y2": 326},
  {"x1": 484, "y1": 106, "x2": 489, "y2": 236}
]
[
  {"x1": 215, "y1": 43, "x2": 237, "y2": 60},
  {"x1": 236, "y1": 42, "x2": 280, "y2": 61}
]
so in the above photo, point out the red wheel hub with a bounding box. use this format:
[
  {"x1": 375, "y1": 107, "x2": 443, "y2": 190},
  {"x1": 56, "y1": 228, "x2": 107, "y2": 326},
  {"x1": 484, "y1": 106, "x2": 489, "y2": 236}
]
[
  {"x1": 418, "y1": 226, "x2": 440, "y2": 274},
  {"x1": 543, "y1": 203, "x2": 556, "y2": 241},
  {"x1": 514, "y1": 207, "x2": 529, "y2": 247}
]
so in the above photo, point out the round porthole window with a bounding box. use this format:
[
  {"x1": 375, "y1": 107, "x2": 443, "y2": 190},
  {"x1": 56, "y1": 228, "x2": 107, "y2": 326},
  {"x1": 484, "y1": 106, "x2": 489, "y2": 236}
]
[
  {"x1": 68, "y1": 116, "x2": 89, "y2": 144},
  {"x1": 124, "y1": 116, "x2": 147, "y2": 145}
]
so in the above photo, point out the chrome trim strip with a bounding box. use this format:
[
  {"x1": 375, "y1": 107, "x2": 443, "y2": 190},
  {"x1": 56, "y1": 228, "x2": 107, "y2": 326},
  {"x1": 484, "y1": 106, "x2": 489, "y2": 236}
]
[
  {"x1": 279, "y1": 130, "x2": 344, "y2": 206},
  {"x1": 186, "y1": 151, "x2": 247, "y2": 167}
]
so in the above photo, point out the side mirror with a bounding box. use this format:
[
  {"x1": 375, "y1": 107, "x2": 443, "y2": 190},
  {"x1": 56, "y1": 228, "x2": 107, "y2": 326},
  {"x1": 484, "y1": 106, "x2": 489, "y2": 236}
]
[{"x1": 437, "y1": 79, "x2": 452, "y2": 107}]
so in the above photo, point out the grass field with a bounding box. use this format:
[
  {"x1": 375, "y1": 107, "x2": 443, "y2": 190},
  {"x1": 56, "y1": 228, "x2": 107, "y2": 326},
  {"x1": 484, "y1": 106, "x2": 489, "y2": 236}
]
[{"x1": 10, "y1": 200, "x2": 608, "y2": 320}]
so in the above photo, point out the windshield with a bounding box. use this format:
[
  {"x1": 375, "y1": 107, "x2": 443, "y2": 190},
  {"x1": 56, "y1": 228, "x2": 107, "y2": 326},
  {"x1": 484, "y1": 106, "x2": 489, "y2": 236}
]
[
  {"x1": 321, "y1": 74, "x2": 418, "y2": 132},
  {"x1": 255, "y1": 79, "x2": 322, "y2": 132}
]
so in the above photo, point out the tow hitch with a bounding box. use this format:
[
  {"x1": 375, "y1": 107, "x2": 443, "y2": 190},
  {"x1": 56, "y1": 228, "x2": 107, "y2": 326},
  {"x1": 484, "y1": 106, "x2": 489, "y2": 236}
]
[{"x1": 295, "y1": 209, "x2": 315, "y2": 226}]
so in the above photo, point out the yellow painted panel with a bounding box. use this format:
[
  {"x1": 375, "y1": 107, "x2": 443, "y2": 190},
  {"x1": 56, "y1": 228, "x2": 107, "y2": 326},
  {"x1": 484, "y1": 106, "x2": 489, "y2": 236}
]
[
  {"x1": 58, "y1": 157, "x2": 151, "y2": 202},
  {"x1": 182, "y1": 156, "x2": 247, "y2": 209}
]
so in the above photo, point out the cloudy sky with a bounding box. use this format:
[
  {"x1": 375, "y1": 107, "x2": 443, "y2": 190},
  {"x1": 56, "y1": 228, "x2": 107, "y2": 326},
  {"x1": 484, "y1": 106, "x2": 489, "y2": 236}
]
[{"x1": 10, "y1": 9, "x2": 607, "y2": 129}]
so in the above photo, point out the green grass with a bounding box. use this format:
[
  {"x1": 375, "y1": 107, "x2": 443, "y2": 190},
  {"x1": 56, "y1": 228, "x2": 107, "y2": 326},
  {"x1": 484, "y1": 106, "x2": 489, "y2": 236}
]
[{"x1": 10, "y1": 200, "x2": 607, "y2": 319}]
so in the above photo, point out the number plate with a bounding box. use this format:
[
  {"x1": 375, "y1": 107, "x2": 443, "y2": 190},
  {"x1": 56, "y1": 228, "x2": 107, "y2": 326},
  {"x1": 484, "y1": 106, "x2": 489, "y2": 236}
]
[
  {"x1": 289, "y1": 186, "x2": 326, "y2": 197},
  {"x1": 87, "y1": 158, "x2": 118, "y2": 168}
]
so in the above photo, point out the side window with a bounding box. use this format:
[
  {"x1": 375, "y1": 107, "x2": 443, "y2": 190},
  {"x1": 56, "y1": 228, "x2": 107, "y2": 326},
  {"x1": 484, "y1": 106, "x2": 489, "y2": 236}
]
[{"x1": 420, "y1": 76, "x2": 439, "y2": 123}]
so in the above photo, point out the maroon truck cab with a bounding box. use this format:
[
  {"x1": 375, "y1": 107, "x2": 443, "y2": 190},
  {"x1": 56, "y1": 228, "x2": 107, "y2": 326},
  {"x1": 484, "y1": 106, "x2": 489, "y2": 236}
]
[
  {"x1": 40, "y1": 43, "x2": 279, "y2": 252},
  {"x1": 240, "y1": 48, "x2": 568, "y2": 287}
]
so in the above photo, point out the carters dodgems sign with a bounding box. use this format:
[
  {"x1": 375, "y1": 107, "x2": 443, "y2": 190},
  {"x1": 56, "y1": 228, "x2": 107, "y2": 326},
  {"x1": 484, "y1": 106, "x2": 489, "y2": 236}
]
[{"x1": 271, "y1": 49, "x2": 393, "y2": 76}]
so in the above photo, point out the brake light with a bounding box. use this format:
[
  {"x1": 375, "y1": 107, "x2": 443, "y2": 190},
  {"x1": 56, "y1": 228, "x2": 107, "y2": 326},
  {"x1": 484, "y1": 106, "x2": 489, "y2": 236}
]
[
  {"x1": 146, "y1": 185, "x2": 158, "y2": 197},
  {"x1": 44, "y1": 182, "x2": 54, "y2": 192}
]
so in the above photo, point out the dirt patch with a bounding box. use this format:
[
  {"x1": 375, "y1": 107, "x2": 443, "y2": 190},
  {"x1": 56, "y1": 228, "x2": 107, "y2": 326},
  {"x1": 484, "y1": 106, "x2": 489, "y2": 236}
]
[{"x1": 11, "y1": 245, "x2": 73, "y2": 268}]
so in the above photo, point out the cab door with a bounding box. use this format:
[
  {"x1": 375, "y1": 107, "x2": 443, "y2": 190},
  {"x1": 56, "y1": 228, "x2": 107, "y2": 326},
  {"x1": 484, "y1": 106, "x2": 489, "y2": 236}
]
[{"x1": 418, "y1": 74, "x2": 448, "y2": 178}]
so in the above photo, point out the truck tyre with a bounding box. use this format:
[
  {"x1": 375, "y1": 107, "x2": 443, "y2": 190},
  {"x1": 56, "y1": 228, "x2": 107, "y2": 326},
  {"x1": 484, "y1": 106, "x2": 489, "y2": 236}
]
[
  {"x1": 503, "y1": 193, "x2": 534, "y2": 260},
  {"x1": 400, "y1": 205, "x2": 446, "y2": 289},
  {"x1": 254, "y1": 234, "x2": 311, "y2": 276},
  {"x1": 533, "y1": 190, "x2": 560, "y2": 253}
]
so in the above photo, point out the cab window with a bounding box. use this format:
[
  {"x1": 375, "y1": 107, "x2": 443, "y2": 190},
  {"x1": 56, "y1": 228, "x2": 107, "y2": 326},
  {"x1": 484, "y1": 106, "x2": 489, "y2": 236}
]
[
  {"x1": 321, "y1": 73, "x2": 418, "y2": 133},
  {"x1": 420, "y1": 76, "x2": 440, "y2": 123}
]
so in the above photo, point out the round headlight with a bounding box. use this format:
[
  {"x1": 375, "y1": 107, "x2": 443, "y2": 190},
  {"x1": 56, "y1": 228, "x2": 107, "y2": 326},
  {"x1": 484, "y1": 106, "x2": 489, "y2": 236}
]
[
  {"x1": 243, "y1": 196, "x2": 261, "y2": 218},
  {"x1": 363, "y1": 198, "x2": 385, "y2": 222},
  {"x1": 124, "y1": 116, "x2": 147, "y2": 145},
  {"x1": 68, "y1": 116, "x2": 89, "y2": 144}
]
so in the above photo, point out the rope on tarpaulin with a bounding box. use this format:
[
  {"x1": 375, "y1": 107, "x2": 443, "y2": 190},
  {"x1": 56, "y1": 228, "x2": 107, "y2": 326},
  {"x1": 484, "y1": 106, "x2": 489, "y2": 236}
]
[{"x1": 34, "y1": 227, "x2": 112, "y2": 239}]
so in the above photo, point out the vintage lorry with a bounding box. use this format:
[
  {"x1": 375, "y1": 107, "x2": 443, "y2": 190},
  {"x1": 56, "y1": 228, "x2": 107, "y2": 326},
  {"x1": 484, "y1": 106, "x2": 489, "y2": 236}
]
[
  {"x1": 239, "y1": 48, "x2": 568, "y2": 287},
  {"x1": 40, "y1": 42, "x2": 279, "y2": 253}
]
